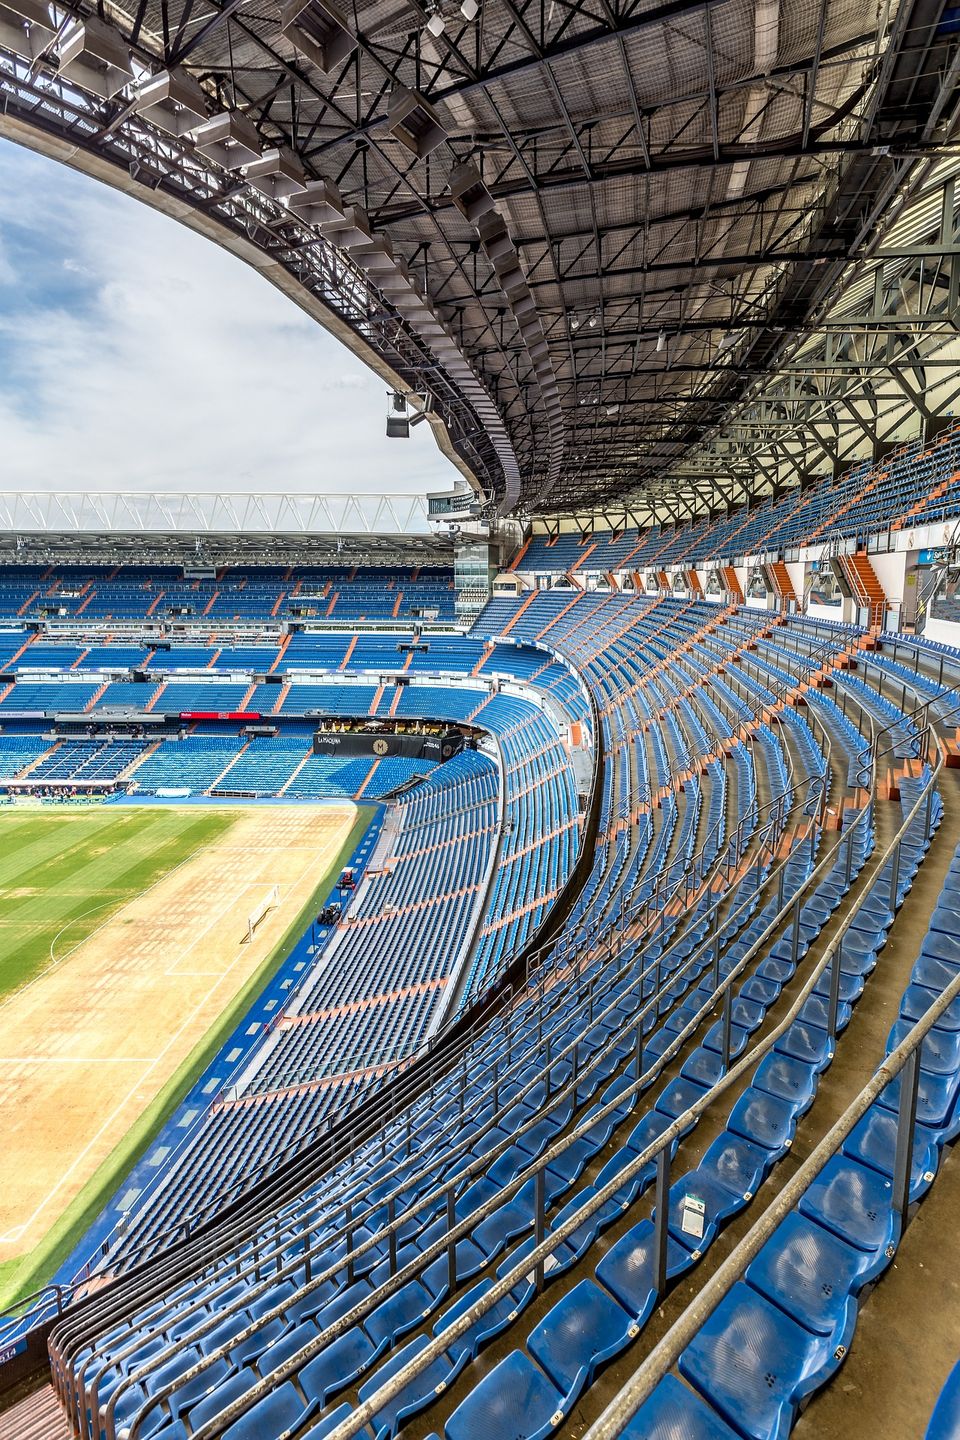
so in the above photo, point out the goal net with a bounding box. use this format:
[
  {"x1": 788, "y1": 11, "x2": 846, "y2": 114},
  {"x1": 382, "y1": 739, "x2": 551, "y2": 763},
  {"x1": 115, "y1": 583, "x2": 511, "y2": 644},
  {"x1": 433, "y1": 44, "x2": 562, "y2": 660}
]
[{"x1": 245, "y1": 884, "x2": 280, "y2": 943}]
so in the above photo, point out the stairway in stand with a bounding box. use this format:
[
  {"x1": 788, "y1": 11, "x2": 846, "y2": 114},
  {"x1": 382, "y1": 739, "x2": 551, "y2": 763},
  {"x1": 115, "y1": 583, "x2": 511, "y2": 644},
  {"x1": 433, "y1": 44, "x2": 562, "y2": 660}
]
[
  {"x1": 768, "y1": 560, "x2": 797, "y2": 608},
  {"x1": 0, "y1": 1385, "x2": 70, "y2": 1439},
  {"x1": 842, "y1": 551, "x2": 886, "y2": 628}
]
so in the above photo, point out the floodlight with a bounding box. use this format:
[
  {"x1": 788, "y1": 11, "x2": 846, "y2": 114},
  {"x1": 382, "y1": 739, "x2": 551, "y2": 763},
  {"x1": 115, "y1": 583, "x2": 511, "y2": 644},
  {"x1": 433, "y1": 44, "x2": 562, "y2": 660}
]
[{"x1": 386, "y1": 391, "x2": 410, "y2": 438}]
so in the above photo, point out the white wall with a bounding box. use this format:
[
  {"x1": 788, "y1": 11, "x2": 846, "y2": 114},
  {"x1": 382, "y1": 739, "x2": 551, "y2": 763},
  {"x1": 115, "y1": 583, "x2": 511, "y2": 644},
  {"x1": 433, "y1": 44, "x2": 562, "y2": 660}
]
[
  {"x1": 923, "y1": 617, "x2": 960, "y2": 649},
  {"x1": 868, "y1": 550, "x2": 907, "y2": 632}
]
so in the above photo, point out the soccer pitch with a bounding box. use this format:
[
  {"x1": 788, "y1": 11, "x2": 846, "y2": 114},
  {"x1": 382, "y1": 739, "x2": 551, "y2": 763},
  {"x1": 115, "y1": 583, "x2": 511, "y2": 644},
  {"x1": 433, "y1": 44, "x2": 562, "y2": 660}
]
[
  {"x1": 0, "y1": 806, "x2": 237, "y2": 1003},
  {"x1": 0, "y1": 801, "x2": 368, "y2": 1309}
]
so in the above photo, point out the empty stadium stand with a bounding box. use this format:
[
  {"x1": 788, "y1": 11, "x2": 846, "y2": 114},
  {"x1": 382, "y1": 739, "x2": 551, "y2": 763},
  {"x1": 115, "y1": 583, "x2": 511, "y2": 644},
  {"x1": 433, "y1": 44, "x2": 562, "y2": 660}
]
[
  {"x1": 3, "y1": 485, "x2": 960, "y2": 1440},
  {"x1": 515, "y1": 423, "x2": 960, "y2": 579}
]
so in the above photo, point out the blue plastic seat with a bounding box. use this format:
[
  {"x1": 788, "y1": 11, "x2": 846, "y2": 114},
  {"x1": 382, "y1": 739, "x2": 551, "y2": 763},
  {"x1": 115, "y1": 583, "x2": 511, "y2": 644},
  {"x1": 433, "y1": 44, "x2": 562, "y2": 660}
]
[
  {"x1": 798, "y1": 1156, "x2": 899, "y2": 1280},
  {"x1": 359, "y1": 1333, "x2": 466, "y2": 1440},
  {"x1": 620, "y1": 1374, "x2": 741, "y2": 1439},
  {"x1": 655, "y1": 1077, "x2": 708, "y2": 1132},
  {"x1": 841, "y1": 1103, "x2": 940, "y2": 1202},
  {"x1": 775, "y1": 1020, "x2": 834, "y2": 1070},
  {"x1": 920, "y1": 930, "x2": 960, "y2": 967},
  {"x1": 925, "y1": 1357, "x2": 960, "y2": 1439},
  {"x1": 752, "y1": 1053, "x2": 817, "y2": 1113},
  {"x1": 699, "y1": 1133, "x2": 771, "y2": 1198},
  {"x1": 472, "y1": 1195, "x2": 536, "y2": 1258},
  {"x1": 728, "y1": 1088, "x2": 796, "y2": 1156},
  {"x1": 301, "y1": 1403, "x2": 376, "y2": 1440},
  {"x1": 886, "y1": 1019, "x2": 960, "y2": 1076},
  {"x1": 180, "y1": 1368, "x2": 259, "y2": 1433},
  {"x1": 300, "y1": 1327, "x2": 384, "y2": 1407},
  {"x1": 365, "y1": 1279, "x2": 434, "y2": 1347},
  {"x1": 435, "y1": 1278, "x2": 530, "y2": 1362},
  {"x1": 593, "y1": 1148, "x2": 652, "y2": 1209},
  {"x1": 595, "y1": 1218, "x2": 691, "y2": 1319},
  {"x1": 901, "y1": 983, "x2": 960, "y2": 1031},
  {"x1": 444, "y1": 1349, "x2": 565, "y2": 1440},
  {"x1": 875, "y1": 1062, "x2": 960, "y2": 1137},
  {"x1": 666, "y1": 1169, "x2": 749, "y2": 1252},
  {"x1": 527, "y1": 1280, "x2": 635, "y2": 1408},
  {"x1": 221, "y1": 1380, "x2": 314, "y2": 1439},
  {"x1": 682, "y1": 1048, "x2": 725, "y2": 1088},
  {"x1": 745, "y1": 1211, "x2": 872, "y2": 1341},
  {"x1": 549, "y1": 1186, "x2": 622, "y2": 1258},
  {"x1": 679, "y1": 1281, "x2": 838, "y2": 1440}
]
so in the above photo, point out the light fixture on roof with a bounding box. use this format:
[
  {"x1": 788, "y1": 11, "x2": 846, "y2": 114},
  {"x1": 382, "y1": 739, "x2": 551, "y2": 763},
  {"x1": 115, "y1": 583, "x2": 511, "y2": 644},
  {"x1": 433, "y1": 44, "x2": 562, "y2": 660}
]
[
  {"x1": 656, "y1": 329, "x2": 666, "y2": 352},
  {"x1": 605, "y1": 404, "x2": 620, "y2": 416},
  {"x1": 387, "y1": 83, "x2": 447, "y2": 159},
  {"x1": 425, "y1": 2, "x2": 445, "y2": 36},
  {"x1": 569, "y1": 313, "x2": 581, "y2": 331},
  {"x1": 588, "y1": 312, "x2": 598, "y2": 329},
  {"x1": 460, "y1": 0, "x2": 479, "y2": 18},
  {"x1": 189, "y1": 110, "x2": 261, "y2": 169},
  {"x1": 58, "y1": 15, "x2": 133, "y2": 99},
  {"x1": 281, "y1": 0, "x2": 358, "y2": 74},
  {"x1": 134, "y1": 68, "x2": 207, "y2": 136},
  {"x1": 0, "y1": 0, "x2": 55, "y2": 62},
  {"x1": 386, "y1": 391, "x2": 410, "y2": 438}
]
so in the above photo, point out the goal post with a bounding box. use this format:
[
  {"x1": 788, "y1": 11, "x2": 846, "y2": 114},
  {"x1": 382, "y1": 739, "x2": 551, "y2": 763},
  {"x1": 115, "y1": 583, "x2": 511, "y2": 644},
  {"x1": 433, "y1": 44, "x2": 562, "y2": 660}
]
[{"x1": 245, "y1": 884, "x2": 280, "y2": 943}]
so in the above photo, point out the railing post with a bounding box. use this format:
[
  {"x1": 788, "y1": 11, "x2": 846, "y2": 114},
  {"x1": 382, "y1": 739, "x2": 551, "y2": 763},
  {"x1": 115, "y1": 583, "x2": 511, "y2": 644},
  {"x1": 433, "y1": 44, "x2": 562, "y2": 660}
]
[
  {"x1": 345, "y1": 1200, "x2": 354, "y2": 1284},
  {"x1": 446, "y1": 1187, "x2": 457, "y2": 1292},
  {"x1": 889, "y1": 838, "x2": 902, "y2": 910},
  {"x1": 534, "y1": 1165, "x2": 547, "y2": 1294},
  {"x1": 892, "y1": 1049, "x2": 921, "y2": 1222},
  {"x1": 826, "y1": 941, "x2": 843, "y2": 1042},
  {"x1": 791, "y1": 892, "x2": 802, "y2": 968},
  {"x1": 653, "y1": 1146, "x2": 671, "y2": 1299},
  {"x1": 720, "y1": 986, "x2": 733, "y2": 1073},
  {"x1": 388, "y1": 1196, "x2": 397, "y2": 1276}
]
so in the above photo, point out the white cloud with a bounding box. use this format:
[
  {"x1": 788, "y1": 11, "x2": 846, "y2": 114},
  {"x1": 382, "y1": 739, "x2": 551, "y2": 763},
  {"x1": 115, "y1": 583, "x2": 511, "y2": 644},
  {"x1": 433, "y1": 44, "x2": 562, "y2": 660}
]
[{"x1": 0, "y1": 140, "x2": 462, "y2": 500}]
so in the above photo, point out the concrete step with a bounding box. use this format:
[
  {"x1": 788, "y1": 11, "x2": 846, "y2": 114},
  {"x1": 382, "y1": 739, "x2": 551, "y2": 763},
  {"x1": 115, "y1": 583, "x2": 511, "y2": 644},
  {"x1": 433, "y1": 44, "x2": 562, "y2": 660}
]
[{"x1": 0, "y1": 1385, "x2": 69, "y2": 1440}]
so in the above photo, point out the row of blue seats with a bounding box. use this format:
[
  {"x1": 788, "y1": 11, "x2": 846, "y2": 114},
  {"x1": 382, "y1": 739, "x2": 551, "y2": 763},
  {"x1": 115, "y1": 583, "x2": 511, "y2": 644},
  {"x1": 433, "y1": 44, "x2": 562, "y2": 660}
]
[{"x1": 631, "y1": 794, "x2": 955, "y2": 1440}]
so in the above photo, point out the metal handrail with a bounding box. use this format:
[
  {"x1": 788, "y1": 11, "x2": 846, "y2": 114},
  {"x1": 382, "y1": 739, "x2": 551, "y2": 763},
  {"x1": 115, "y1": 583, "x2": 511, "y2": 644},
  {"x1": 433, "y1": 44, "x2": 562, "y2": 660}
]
[
  {"x1": 116, "y1": 698, "x2": 892, "y2": 1439},
  {"x1": 294, "y1": 692, "x2": 948, "y2": 1440},
  {"x1": 41, "y1": 616, "x2": 903, "y2": 1416},
  {"x1": 80, "y1": 720, "x2": 829, "y2": 1428},
  {"x1": 46, "y1": 618, "x2": 857, "y2": 1378},
  {"x1": 582, "y1": 803, "x2": 952, "y2": 1436}
]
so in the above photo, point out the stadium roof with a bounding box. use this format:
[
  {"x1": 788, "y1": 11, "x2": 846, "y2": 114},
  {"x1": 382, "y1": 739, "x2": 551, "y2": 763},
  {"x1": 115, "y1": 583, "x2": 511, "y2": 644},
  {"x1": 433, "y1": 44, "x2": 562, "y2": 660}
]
[
  {"x1": 0, "y1": 0, "x2": 957, "y2": 520},
  {"x1": 0, "y1": 491, "x2": 454, "y2": 564}
]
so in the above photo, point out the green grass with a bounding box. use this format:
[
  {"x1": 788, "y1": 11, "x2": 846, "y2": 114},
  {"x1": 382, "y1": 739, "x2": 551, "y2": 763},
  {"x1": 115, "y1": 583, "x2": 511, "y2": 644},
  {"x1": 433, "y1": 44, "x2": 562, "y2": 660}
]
[
  {"x1": 0, "y1": 802, "x2": 374, "y2": 1314},
  {"x1": 0, "y1": 806, "x2": 238, "y2": 1003}
]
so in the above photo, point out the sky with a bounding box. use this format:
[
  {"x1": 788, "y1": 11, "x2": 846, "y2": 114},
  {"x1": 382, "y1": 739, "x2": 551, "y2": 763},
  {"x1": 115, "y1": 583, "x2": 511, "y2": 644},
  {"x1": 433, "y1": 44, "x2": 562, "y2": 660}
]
[{"x1": 0, "y1": 138, "x2": 461, "y2": 500}]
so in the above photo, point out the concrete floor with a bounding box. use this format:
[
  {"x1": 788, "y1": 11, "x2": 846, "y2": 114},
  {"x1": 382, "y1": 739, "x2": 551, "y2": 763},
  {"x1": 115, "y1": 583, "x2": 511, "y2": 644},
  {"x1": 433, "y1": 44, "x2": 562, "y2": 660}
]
[{"x1": 794, "y1": 770, "x2": 960, "y2": 1440}]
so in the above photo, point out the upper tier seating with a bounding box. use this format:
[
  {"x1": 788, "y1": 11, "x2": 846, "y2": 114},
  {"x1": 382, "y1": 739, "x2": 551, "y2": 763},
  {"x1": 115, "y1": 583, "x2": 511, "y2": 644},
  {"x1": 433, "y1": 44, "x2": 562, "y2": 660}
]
[
  {"x1": 0, "y1": 680, "x2": 101, "y2": 711},
  {"x1": 0, "y1": 565, "x2": 457, "y2": 624},
  {"x1": 514, "y1": 422, "x2": 960, "y2": 574}
]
